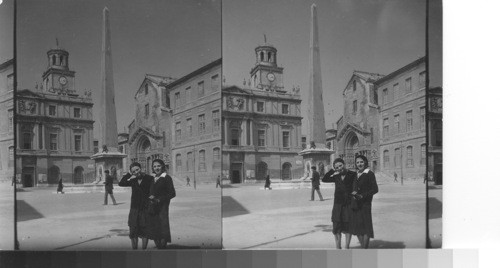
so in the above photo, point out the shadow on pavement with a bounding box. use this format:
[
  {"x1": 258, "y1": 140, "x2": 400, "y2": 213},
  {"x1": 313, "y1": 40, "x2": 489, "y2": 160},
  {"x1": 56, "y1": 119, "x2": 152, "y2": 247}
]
[
  {"x1": 428, "y1": 197, "x2": 442, "y2": 220},
  {"x1": 16, "y1": 200, "x2": 44, "y2": 222},
  {"x1": 222, "y1": 196, "x2": 250, "y2": 218},
  {"x1": 367, "y1": 239, "x2": 406, "y2": 248},
  {"x1": 166, "y1": 244, "x2": 201, "y2": 249}
]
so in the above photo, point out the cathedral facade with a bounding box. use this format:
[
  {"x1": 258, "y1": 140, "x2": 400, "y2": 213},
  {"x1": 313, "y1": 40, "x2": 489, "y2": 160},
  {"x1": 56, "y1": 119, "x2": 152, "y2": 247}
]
[
  {"x1": 16, "y1": 47, "x2": 95, "y2": 187},
  {"x1": 222, "y1": 43, "x2": 303, "y2": 183}
]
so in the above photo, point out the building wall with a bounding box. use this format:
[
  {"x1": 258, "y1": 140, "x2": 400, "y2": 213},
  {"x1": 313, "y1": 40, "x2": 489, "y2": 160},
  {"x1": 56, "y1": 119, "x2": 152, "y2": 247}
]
[
  {"x1": 377, "y1": 59, "x2": 426, "y2": 179},
  {"x1": 171, "y1": 62, "x2": 222, "y2": 183},
  {"x1": 0, "y1": 60, "x2": 14, "y2": 182}
]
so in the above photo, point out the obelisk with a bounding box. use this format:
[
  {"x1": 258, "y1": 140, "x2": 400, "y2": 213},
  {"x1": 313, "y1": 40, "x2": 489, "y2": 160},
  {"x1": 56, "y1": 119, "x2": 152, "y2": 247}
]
[
  {"x1": 308, "y1": 3, "x2": 327, "y2": 148},
  {"x1": 100, "y1": 6, "x2": 118, "y2": 151},
  {"x1": 91, "y1": 7, "x2": 126, "y2": 182},
  {"x1": 299, "y1": 4, "x2": 332, "y2": 179}
]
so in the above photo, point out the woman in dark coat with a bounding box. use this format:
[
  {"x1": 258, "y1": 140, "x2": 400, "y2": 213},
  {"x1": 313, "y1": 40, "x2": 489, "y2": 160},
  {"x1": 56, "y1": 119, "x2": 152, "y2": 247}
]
[
  {"x1": 118, "y1": 162, "x2": 153, "y2": 250},
  {"x1": 56, "y1": 176, "x2": 64, "y2": 194},
  {"x1": 350, "y1": 155, "x2": 378, "y2": 249},
  {"x1": 149, "y1": 159, "x2": 176, "y2": 249},
  {"x1": 264, "y1": 174, "x2": 271, "y2": 190},
  {"x1": 322, "y1": 158, "x2": 356, "y2": 249}
]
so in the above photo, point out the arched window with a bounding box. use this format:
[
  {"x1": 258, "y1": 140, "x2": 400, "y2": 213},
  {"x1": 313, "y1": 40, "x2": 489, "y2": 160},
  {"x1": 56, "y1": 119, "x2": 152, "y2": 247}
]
[
  {"x1": 52, "y1": 55, "x2": 56, "y2": 65},
  {"x1": 406, "y1": 146, "x2": 414, "y2": 167},
  {"x1": 268, "y1": 52, "x2": 272, "y2": 62},
  {"x1": 383, "y1": 150, "x2": 390, "y2": 167},
  {"x1": 198, "y1": 150, "x2": 206, "y2": 171},
  {"x1": 213, "y1": 147, "x2": 220, "y2": 161},
  {"x1": 260, "y1": 51, "x2": 264, "y2": 62},
  {"x1": 187, "y1": 152, "x2": 193, "y2": 171},
  {"x1": 175, "y1": 153, "x2": 182, "y2": 171},
  {"x1": 420, "y1": 144, "x2": 426, "y2": 166}
]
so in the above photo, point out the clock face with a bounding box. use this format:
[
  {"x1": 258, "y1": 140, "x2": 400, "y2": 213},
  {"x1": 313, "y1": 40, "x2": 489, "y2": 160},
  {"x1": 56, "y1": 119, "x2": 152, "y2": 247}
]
[
  {"x1": 267, "y1": 73, "x2": 275, "y2": 82},
  {"x1": 59, "y1": 76, "x2": 67, "y2": 85}
]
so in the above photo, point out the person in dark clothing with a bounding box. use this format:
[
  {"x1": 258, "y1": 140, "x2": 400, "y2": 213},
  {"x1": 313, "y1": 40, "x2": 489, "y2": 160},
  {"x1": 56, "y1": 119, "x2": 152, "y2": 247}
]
[
  {"x1": 216, "y1": 175, "x2": 221, "y2": 188},
  {"x1": 350, "y1": 155, "x2": 378, "y2": 249},
  {"x1": 264, "y1": 174, "x2": 272, "y2": 190},
  {"x1": 393, "y1": 172, "x2": 398, "y2": 182},
  {"x1": 322, "y1": 158, "x2": 356, "y2": 249},
  {"x1": 103, "y1": 170, "x2": 117, "y2": 205},
  {"x1": 119, "y1": 162, "x2": 154, "y2": 250},
  {"x1": 310, "y1": 166, "x2": 324, "y2": 201},
  {"x1": 57, "y1": 176, "x2": 64, "y2": 194},
  {"x1": 149, "y1": 159, "x2": 176, "y2": 249}
]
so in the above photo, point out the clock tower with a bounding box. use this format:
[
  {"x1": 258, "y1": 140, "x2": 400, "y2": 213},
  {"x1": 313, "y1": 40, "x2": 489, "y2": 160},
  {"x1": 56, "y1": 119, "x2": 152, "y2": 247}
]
[
  {"x1": 250, "y1": 41, "x2": 284, "y2": 91},
  {"x1": 41, "y1": 42, "x2": 77, "y2": 95}
]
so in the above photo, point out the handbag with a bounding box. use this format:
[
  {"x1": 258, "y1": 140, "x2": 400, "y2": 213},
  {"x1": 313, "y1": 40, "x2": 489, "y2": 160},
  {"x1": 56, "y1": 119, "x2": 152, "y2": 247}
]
[{"x1": 147, "y1": 199, "x2": 161, "y2": 215}]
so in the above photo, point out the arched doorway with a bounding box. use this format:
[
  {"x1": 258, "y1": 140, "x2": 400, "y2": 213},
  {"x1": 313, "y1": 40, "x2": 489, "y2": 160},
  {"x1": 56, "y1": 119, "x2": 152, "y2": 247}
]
[
  {"x1": 345, "y1": 132, "x2": 359, "y2": 170},
  {"x1": 48, "y1": 165, "x2": 60, "y2": 184},
  {"x1": 256, "y1": 161, "x2": 268, "y2": 180},
  {"x1": 282, "y1": 162, "x2": 292, "y2": 180},
  {"x1": 74, "y1": 166, "x2": 84, "y2": 184},
  {"x1": 137, "y1": 137, "x2": 152, "y2": 174}
]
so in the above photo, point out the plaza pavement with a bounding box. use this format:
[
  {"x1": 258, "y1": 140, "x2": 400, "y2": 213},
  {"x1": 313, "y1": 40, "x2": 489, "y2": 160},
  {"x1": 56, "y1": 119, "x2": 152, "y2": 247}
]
[
  {"x1": 223, "y1": 180, "x2": 441, "y2": 249},
  {"x1": 16, "y1": 184, "x2": 222, "y2": 250},
  {"x1": 0, "y1": 182, "x2": 15, "y2": 250}
]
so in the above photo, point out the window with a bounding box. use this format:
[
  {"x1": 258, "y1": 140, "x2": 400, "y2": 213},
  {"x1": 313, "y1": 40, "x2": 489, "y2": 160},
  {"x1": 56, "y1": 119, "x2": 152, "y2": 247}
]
[
  {"x1": 185, "y1": 86, "x2": 191, "y2": 102},
  {"x1": 406, "y1": 146, "x2": 413, "y2": 167},
  {"x1": 302, "y1": 136, "x2": 307, "y2": 149},
  {"x1": 50, "y1": 133, "x2": 58, "y2": 151},
  {"x1": 213, "y1": 147, "x2": 220, "y2": 160},
  {"x1": 94, "y1": 140, "x2": 99, "y2": 154},
  {"x1": 373, "y1": 88, "x2": 378, "y2": 105},
  {"x1": 7, "y1": 74, "x2": 14, "y2": 90},
  {"x1": 382, "y1": 88, "x2": 388, "y2": 104},
  {"x1": 231, "y1": 129, "x2": 239, "y2": 145},
  {"x1": 436, "y1": 130, "x2": 442, "y2": 147},
  {"x1": 187, "y1": 118, "x2": 192, "y2": 136},
  {"x1": 352, "y1": 80, "x2": 357, "y2": 92},
  {"x1": 187, "y1": 152, "x2": 193, "y2": 171},
  {"x1": 74, "y1": 135, "x2": 82, "y2": 152},
  {"x1": 258, "y1": 129, "x2": 266, "y2": 147},
  {"x1": 38, "y1": 125, "x2": 43, "y2": 149},
  {"x1": 212, "y1": 110, "x2": 220, "y2": 132},
  {"x1": 198, "y1": 81, "x2": 205, "y2": 97},
  {"x1": 49, "y1": 105, "x2": 56, "y2": 116},
  {"x1": 282, "y1": 131, "x2": 290, "y2": 148},
  {"x1": 198, "y1": 114, "x2": 205, "y2": 134},
  {"x1": 145, "y1": 104, "x2": 149, "y2": 117},
  {"x1": 282, "y1": 104, "x2": 289, "y2": 114},
  {"x1": 175, "y1": 154, "x2": 182, "y2": 171},
  {"x1": 393, "y1": 83, "x2": 399, "y2": 100},
  {"x1": 394, "y1": 114, "x2": 400, "y2": 134},
  {"x1": 175, "y1": 122, "x2": 181, "y2": 141},
  {"x1": 394, "y1": 148, "x2": 401, "y2": 167},
  {"x1": 420, "y1": 144, "x2": 426, "y2": 165},
  {"x1": 257, "y1": 101, "x2": 264, "y2": 112},
  {"x1": 352, "y1": 100, "x2": 357, "y2": 114},
  {"x1": 23, "y1": 132, "x2": 32, "y2": 149},
  {"x1": 419, "y1": 71, "x2": 426, "y2": 88},
  {"x1": 211, "y1": 74, "x2": 219, "y2": 91},
  {"x1": 74, "y1": 107, "x2": 81, "y2": 118},
  {"x1": 145, "y1": 84, "x2": 149, "y2": 95},
  {"x1": 8, "y1": 109, "x2": 13, "y2": 132},
  {"x1": 198, "y1": 150, "x2": 206, "y2": 171},
  {"x1": 383, "y1": 150, "x2": 390, "y2": 167},
  {"x1": 420, "y1": 107, "x2": 426, "y2": 130},
  {"x1": 406, "y1": 110, "x2": 413, "y2": 132},
  {"x1": 405, "y1": 77, "x2": 412, "y2": 94},
  {"x1": 175, "y1": 92, "x2": 180, "y2": 108},
  {"x1": 383, "y1": 118, "x2": 389, "y2": 138},
  {"x1": 8, "y1": 146, "x2": 13, "y2": 167}
]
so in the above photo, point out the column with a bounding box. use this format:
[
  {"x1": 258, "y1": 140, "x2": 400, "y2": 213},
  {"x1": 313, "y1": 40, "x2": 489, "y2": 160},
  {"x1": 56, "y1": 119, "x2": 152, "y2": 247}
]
[
  {"x1": 223, "y1": 118, "x2": 228, "y2": 145},
  {"x1": 249, "y1": 119, "x2": 254, "y2": 146},
  {"x1": 241, "y1": 120, "x2": 247, "y2": 146}
]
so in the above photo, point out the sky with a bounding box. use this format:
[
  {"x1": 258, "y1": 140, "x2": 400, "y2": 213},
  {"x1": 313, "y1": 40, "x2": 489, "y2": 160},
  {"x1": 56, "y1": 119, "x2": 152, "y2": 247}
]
[
  {"x1": 17, "y1": 0, "x2": 221, "y2": 138},
  {"x1": 0, "y1": 0, "x2": 13, "y2": 62},
  {"x1": 223, "y1": 0, "x2": 426, "y2": 136}
]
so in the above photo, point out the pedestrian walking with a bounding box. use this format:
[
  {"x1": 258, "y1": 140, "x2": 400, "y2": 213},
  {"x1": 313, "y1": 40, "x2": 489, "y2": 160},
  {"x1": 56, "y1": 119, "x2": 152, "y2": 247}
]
[
  {"x1": 264, "y1": 174, "x2": 272, "y2": 190},
  {"x1": 322, "y1": 158, "x2": 356, "y2": 249},
  {"x1": 103, "y1": 170, "x2": 117, "y2": 205},
  {"x1": 310, "y1": 166, "x2": 324, "y2": 201},
  {"x1": 186, "y1": 176, "x2": 191, "y2": 186},
  {"x1": 393, "y1": 172, "x2": 398, "y2": 182},
  {"x1": 149, "y1": 159, "x2": 176, "y2": 249},
  {"x1": 350, "y1": 155, "x2": 378, "y2": 249},
  {"x1": 216, "y1": 175, "x2": 221, "y2": 188},
  {"x1": 57, "y1": 176, "x2": 64, "y2": 194},
  {"x1": 119, "y1": 162, "x2": 154, "y2": 250}
]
